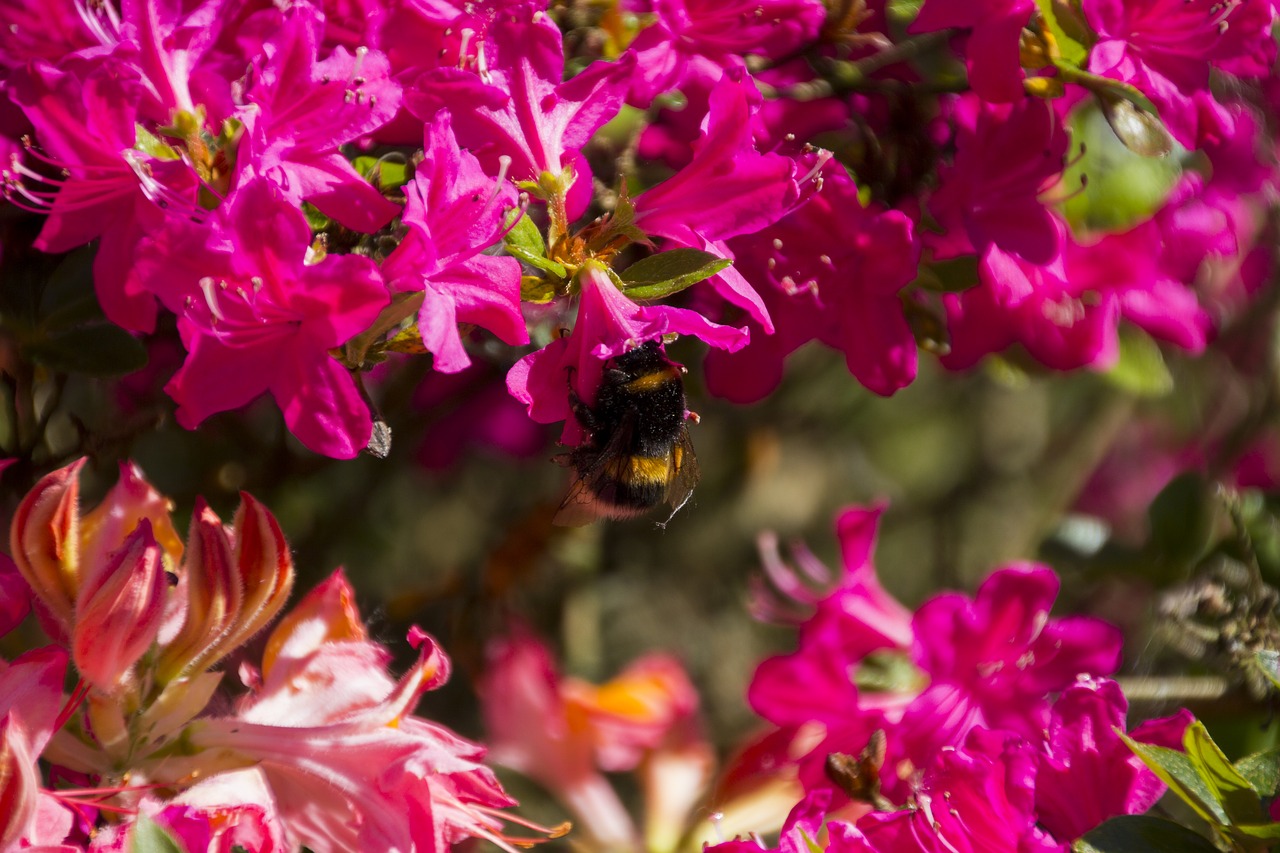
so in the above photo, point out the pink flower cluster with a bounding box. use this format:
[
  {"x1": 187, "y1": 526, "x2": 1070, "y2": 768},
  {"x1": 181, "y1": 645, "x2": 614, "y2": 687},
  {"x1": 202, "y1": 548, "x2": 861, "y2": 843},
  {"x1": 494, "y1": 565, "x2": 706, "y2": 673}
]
[
  {"x1": 722, "y1": 503, "x2": 1191, "y2": 850},
  {"x1": 3, "y1": 0, "x2": 1272, "y2": 460},
  {"x1": 0, "y1": 460, "x2": 545, "y2": 852}
]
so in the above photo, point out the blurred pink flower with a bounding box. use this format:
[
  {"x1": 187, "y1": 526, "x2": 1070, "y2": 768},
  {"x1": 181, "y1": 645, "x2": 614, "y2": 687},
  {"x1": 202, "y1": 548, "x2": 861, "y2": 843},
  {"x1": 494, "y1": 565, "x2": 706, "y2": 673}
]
[
  {"x1": 910, "y1": 0, "x2": 1035, "y2": 102},
  {"x1": 623, "y1": 0, "x2": 827, "y2": 105},
  {"x1": 1084, "y1": 0, "x2": 1276, "y2": 146},
  {"x1": 1034, "y1": 678, "x2": 1191, "y2": 842}
]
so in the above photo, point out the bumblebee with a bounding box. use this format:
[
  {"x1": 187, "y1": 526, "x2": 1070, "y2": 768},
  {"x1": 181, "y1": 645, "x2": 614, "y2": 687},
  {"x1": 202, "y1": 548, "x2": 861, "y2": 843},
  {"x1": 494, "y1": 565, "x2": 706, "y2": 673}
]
[{"x1": 554, "y1": 340, "x2": 700, "y2": 526}]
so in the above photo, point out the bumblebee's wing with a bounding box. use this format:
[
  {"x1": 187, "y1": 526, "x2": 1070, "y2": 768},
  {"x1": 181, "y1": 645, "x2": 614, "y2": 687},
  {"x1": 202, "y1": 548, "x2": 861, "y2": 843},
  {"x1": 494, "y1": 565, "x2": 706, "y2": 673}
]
[
  {"x1": 658, "y1": 427, "x2": 700, "y2": 528},
  {"x1": 552, "y1": 412, "x2": 639, "y2": 527}
]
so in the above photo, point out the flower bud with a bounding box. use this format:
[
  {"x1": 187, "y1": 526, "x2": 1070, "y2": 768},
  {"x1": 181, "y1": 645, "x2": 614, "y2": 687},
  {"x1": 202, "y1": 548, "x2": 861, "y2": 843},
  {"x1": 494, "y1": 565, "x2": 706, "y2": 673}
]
[
  {"x1": 216, "y1": 494, "x2": 294, "y2": 662},
  {"x1": 9, "y1": 459, "x2": 86, "y2": 636},
  {"x1": 73, "y1": 520, "x2": 168, "y2": 693},
  {"x1": 155, "y1": 502, "x2": 239, "y2": 683}
]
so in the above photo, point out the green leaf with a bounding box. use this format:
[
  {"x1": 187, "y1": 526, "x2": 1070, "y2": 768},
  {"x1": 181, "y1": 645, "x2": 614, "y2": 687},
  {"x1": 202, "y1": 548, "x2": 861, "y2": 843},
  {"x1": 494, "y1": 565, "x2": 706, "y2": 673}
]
[
  {"x1": 853, "y1": 650, "x2": 928, "y2": 694},
  {"x1": 1103, "y1": 327, "x2": 1173, "y2": 398},
  {"x1": 619, "y1": 248, "x2": 730, "y2": 301},
  {"x1": 1253, "y1": 651, "x2": 1280, "y2": 693},
  {"x1": 503, "y1": 210, "x2": 566, "y2": 278},
  {"x1": 28, "y1": 325, "x2": 148, "y2": 376},
  {"x1": 520, "y1": 276, "x2": 558, "y2": 304},
  {"x1": 1034, "y1": 0, "x2": 1089, "y2": 66},
  {"x1": 301, "y1": 202, "x2": 333, "y2": 232},
  {"x1": 1229, "y1": 822, "x2": 1280, "y2": 851},
  {"x1": 1074, "y1": 815, "x2": 1220, "y2": 853},
  {"x1": 1235, "y1": 746, "x2": 1280, "y2": 797},
  {"x1": 1146, "y1": 473, "x2": 1214, "y2": 568},
  {"x1": 134, "y1": 124, "x2": 180, "y2": 160},
  {"x1": 915, "y1": 255, "x2": 979, "y2": 293},
  {"x1": 1061, "y1": 101, "x2": 1183, "y2": 234},
  {"x1": 1185, "y1": 721, "x2": 1266, "y2": 824},
  {"x1": 1119, "y1": 731, "x2": 1229, "y2": 825},
  {"x1": 38, "y1": 246, "x2": 101, "y2": 332},
  {"x1": 351, "y1": 155, "x2": 409, "y2": 191},
  {"x1": 129, "y1": 814, "x2": 186, "y2": 853}
]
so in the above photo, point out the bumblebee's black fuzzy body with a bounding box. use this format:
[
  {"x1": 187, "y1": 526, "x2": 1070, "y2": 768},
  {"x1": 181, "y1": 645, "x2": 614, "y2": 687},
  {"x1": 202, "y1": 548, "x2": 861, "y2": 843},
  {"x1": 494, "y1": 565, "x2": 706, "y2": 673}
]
[{"x1": 555, "y1": 341, "x2": 699, "y2": 526}]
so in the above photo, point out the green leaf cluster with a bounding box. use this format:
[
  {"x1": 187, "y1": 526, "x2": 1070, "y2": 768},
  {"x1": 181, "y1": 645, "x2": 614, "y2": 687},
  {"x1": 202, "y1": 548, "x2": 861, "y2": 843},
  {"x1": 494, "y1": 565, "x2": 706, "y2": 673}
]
[{"x1": 1087, "y1": 722, "x2": 1280, "y2": 852}]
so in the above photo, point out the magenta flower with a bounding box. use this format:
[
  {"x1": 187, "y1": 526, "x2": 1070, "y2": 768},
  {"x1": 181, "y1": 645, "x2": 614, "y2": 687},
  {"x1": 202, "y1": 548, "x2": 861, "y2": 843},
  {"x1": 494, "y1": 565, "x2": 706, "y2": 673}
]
[
  {"x1": 237, "y1": 2, "x2": 403, "y2": 232},
  {"x1": 135, "y1": 178, "x2": 388, "y2": 458},
  {"x1": 409, "y1": 6, "x2": 633, "y2": 220},
  {"x1": 507, "y1": 262, "x2": 747, "y2": 443},
  {"x1": 901, "y1": 565, "x2": 1122, "y2": 757},
  {"x1": 382, "y1": 113, "x2": 527, "y2": 373},
  {"x1": 910, "y1": 0, "x2": 1036, "y2": 102},
  {"x1": 0, "y1": 0, "x2": 101, "y2": 70},
  {"x1": 858, "y1": 739, "x2": 1057, "y2": 853},
  {"x1": 928, "y1": 95, "x2": 1069, "y2": 266},
  {"x1": 624, "y1": 0, "x2": 827, "y2": 105},
  {"x1": 710, "y1": 167, "x2": 919, "y2": 402},
  {"x1": 1084, "y1": 0, "x2": 1276, "y2": 146},
  {"x1": 942, "y1": 248, "x2": 1122, "y2": 371},
  {"x1": 6, "y1": 54, "x2": 198, "y2": 332},
  {"x1": 633, "y1": 69, "x2": 826, "y2": 329},
  {"x1": 1066, "y1": 221, "x2": 1210, "y2": 354},
  {"x1": 1035, "y1": 678, "x2": 1191, "y2": 842}
]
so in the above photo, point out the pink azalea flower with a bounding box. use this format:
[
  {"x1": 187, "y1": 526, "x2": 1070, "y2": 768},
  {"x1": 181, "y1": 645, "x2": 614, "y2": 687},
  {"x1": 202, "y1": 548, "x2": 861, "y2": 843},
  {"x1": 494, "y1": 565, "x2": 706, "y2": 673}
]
[
  {"x1": 942, "y1": 248, "x2": 1122, "y2": 371},
  {"x1": 0, "y1": 0, "x2": 102, "y2": 70},
  {"x1": 409, "y1": 5, "x2": 634, "y2": 220},
  {"x1": 0, "y1": 647, "x2": 73, "y2": 850},
  {"x1": 633, "y1": 69, "x2": 827, "y2": 330},
  {"x1": 506, "y1": 262, "x2": 747, "y2": 443},
  {"x1": 181, "y1": 575, "x2": 527, "y2": 853},
  {"x1": 10, "y1": 459, "x2": 184, "y2": 643},
  {"x1": 135, "y1": 178, "x2": 388, "y2": 458},
  {"x1": 623, "y1": 0, "x2": 827, "y2": 105},
  {"x1": 858, "y1": 738, "x2": 1059, "y2": 853},
  {"x1": 927, "y1": 95, "x2": 1069, "y2": 266},
  {"x1": 705, "y1": 790, "x2": 875, "y2": 853},
  {"x1": 481, "y1": 630, "x2": 635, "y2": 848},
  {"x1": 910, "y1": 0, "x2": 1036, "y2": 102},
  {"x1": 744, "y1": 505, "x2": 1125, "y2": 805},
  {"x1": 1034, "y1": 678, "x2": 1191, "y2": 842},
  {"x1": 709, "y1": 167, "x2": 919, "y2": 402},
  {"x1": 5, "y1": 53, "x2": 199, "y2": 332},
  {"x1": 88, "y1": 772, "x2": 287, "y2": 853},
  {"x1": 900, "y1": 565, "x2": 1122, "y2": 761},
  {"x1": 1083, "y1": 0, "x2": 1277, "y2": 146},
  {"x1": 382, "y1": 113, "x2": 527, "y2": 373},
  {"x1": 482, "y1": 628, "x2": 712, "y2": 851},
  {"x1": 236, "y1": 2, "x2": 403, "y2": 232}
]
